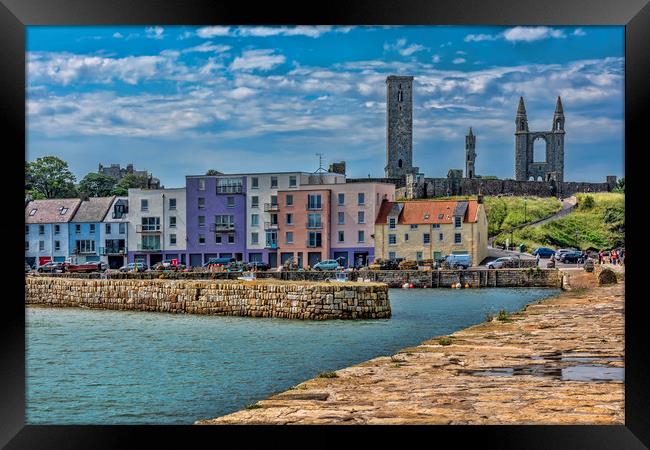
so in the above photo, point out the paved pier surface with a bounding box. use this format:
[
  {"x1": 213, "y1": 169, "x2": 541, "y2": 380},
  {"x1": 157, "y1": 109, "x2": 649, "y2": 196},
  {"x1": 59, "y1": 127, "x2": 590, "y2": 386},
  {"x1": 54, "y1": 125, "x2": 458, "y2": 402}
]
[{"x1": 198, "y1": 270, "x2": 623, "y2": 425}]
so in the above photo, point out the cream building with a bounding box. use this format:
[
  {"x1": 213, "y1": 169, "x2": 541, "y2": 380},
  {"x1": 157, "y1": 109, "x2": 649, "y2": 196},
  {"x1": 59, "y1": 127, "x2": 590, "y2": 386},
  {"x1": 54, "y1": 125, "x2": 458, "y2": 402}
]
[{"x1": 374, "y1": 199, "x2": 488, "y2": 266}]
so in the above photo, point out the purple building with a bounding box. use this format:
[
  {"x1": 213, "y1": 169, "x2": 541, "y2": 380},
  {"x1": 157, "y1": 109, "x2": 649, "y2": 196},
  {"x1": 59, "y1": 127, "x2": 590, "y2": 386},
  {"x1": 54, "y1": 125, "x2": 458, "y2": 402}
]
[{"x1": 185, "y1": 175, "x2": 247, "y2": 267}]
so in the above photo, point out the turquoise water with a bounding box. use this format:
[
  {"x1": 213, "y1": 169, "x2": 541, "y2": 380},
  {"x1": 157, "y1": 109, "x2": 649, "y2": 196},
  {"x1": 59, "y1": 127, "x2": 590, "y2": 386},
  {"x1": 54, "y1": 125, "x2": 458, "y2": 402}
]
[{"x1": 26, "y1": 287, "x2": 559, "y2": 424}]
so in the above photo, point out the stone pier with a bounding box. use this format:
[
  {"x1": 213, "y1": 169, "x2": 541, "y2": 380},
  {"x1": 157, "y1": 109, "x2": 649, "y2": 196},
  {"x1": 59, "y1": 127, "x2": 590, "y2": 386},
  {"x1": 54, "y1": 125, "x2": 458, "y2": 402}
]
[{"x1": 198, "y1": 270, "x2": 623, "y2": 424}]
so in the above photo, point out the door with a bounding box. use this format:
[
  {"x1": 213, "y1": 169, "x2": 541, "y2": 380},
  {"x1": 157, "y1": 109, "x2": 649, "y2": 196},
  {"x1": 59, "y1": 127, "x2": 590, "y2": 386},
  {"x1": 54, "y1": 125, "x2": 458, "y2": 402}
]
[
  {"x1": 189, "y1": 253, "x2": 202, "y2": 268},
  {"x1": 108, "y1": 255, "x2": 123, "y2": 269},
  {"x1": 297, "y1": 252, "x2": 303, "y2": 268},
  {"x1": 268, "y1": 252, "x2": 278, "y2": 268},
  {"x1": 333, "y1": 251, "x2": 348, "y2": 267},
  {"x1": 353, "y1": 252, "x2": 369, "y2": 267},
  {"x1": 281, "y1": 252, "x2": 293, "y2": 265},
  {"x1": 149, "y1": 253, "x2": 163, "y2": 266},
  {"x1": 308, "y1": 252, "x2": 321, "y2": 268}
]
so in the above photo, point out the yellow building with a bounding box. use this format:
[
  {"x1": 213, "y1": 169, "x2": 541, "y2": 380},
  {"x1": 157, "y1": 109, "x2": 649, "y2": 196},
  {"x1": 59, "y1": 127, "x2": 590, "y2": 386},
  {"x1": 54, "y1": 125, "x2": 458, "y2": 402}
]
[{"x1": 374, "y1": 198, "x2": 488, "y2": 266}]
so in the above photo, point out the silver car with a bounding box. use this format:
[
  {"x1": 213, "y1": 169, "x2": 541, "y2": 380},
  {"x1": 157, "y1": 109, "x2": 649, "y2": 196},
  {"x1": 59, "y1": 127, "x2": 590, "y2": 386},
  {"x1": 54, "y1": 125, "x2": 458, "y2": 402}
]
[{"x1": 487, "y1": 257, "x2": 514, "y2": 269}]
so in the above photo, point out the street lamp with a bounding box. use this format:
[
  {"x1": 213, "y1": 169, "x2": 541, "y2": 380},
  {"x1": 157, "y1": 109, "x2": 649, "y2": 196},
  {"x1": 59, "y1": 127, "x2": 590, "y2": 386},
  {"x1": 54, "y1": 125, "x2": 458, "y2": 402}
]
[{"x1": 524, "y1": 197, "x2": 527, "y2": 223}]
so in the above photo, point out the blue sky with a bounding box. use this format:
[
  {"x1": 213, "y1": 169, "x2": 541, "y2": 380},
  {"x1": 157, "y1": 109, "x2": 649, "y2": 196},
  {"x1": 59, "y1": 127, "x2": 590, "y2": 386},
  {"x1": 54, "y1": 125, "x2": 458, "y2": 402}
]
[{"x1": 27, "y1": 25, "x2": 624, "y2": 186}]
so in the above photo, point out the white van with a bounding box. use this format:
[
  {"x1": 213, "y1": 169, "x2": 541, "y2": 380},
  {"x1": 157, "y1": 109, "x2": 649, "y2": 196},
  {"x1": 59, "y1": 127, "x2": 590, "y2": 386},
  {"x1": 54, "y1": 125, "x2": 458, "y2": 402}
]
[{"x1": 444, "y1": 254, "x2": 472, "y2": 269}]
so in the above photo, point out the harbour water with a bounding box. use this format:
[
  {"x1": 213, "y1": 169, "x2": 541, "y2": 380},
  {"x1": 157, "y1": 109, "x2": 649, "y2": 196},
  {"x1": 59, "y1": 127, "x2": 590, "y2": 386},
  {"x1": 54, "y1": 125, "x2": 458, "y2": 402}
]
[{"x1": 26, "y1": 287, "x2": 559, "y2": 424}]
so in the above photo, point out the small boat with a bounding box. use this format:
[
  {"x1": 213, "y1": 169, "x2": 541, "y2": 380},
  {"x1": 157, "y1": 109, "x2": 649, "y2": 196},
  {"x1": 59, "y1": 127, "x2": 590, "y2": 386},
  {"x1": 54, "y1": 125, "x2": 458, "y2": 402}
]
[
  {"x1": 237, "y1": 272, "x2": 257, "y2": 281},
  {"x1": 329, "y1": 272, "x2": 349, "y2": 282}
]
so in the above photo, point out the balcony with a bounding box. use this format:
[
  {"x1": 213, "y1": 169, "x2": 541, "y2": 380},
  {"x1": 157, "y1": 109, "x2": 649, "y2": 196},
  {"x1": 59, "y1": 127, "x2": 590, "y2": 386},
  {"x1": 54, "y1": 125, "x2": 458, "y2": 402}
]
[
  {"x1": 265, "y1": 242, "x2": 278, "y2": 249},
  {"x1": 73, "y1": 248, "x2": 97, "y2": 255},
  {"x1": 210, "y1": 223, "x2": 235, "y2": 232},
  {"x1": 136, "y1": 224, "x2": 161, "y2": 233},
  {"x1": 306, "y1": 223, "x2": 323, "y2": 229},
  {"x1": 264, "y1": 222, "x2": 279, "y2": 230},
  {"x1": 216, "y1": 185, "x2": 243, "y2": 194},
  {"x1": 137, "y1": 243, "x2": 161, "y2": 251},
  {"x1": 306, "y1": 239, "x2": 322, "y2": 248},
  {"x1": 99, "y1": 247, "x2": 126, "y2": 256},
  {"x1": 264, "y1": 203, "x2": 279, "y2": 212}
]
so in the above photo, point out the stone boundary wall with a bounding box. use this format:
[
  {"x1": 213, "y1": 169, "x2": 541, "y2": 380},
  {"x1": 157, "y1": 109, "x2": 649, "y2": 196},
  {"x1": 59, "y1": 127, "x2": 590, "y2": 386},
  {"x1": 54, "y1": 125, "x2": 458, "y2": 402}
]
[
  {"x1": 28, "y1": 268, "x2": 561, "y2": 288},
  {"x1": 25, "y1": 278, "x2": 390, "y2": 320}
]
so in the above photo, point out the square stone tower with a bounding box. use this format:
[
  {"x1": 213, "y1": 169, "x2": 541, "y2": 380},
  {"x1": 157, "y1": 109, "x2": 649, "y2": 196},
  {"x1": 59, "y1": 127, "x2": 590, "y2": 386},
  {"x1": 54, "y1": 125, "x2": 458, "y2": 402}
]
[{"x1": 385, "y1": 75, "x2": 418, "y2": 178}]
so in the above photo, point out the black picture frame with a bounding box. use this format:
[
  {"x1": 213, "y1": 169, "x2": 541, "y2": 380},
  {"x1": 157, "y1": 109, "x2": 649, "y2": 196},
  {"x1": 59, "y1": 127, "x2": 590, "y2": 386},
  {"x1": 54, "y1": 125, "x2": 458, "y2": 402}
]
[{"x1": 2, "y1": 0, "x2": 648, "y2": 447}]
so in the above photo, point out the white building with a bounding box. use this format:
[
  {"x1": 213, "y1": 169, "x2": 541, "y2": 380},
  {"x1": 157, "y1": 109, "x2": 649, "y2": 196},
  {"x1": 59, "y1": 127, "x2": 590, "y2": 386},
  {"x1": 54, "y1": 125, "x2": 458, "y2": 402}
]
[
  {"x1": 100, "y1": 196, "x2": 129, "y2": 269},
  {"x1": 127, "y1": 188, "x2": 186, "y2": 266}
]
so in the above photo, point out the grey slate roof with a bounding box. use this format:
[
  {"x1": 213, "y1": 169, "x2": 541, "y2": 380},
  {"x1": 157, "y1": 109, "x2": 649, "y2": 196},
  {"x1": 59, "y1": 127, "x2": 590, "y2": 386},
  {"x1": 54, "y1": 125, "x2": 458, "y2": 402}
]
[
  {"x1": 71, "y1": 196, "x2": 115, "y2": 223},
  {"x1": 25, "y1": 198, "x2": 82, "y2": 224}
]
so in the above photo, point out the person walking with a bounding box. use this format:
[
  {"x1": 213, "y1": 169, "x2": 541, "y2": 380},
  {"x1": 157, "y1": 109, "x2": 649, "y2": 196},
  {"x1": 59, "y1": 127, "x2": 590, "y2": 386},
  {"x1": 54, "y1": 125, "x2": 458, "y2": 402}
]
[
  {"x1": 611, "y1": 249, "x2": 618, "y2": 266},
  {"x1": 598, "y1": 251, "x2": 603, "y2": 265},
  {"x1": 536, "y1": 253, "x2": 540, "y2": 266}
]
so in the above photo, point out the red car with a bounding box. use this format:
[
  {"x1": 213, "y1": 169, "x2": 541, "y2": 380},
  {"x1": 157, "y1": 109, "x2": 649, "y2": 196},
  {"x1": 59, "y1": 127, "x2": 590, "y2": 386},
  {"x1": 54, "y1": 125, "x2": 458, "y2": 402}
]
[{"x1": 64, "y1": 262, "x2": 107, "y2": 273}]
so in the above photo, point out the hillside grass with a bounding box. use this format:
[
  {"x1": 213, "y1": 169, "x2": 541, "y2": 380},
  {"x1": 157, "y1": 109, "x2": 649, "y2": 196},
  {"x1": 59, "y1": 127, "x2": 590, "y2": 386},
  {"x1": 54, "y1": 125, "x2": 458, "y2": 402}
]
[
  {"x1": 483, "y1": 196, "x2": 562, "y2": 235},
  {"x1": 493, "y1": 193, "x2": 624, "y2": 251}
]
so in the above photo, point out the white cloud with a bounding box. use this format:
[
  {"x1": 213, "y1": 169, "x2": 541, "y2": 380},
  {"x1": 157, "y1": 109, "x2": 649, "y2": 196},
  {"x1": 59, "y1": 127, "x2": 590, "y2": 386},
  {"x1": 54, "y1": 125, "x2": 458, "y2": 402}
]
[
  {"x1": 464, "y1": 33, "x2": 498, "y2": 42},
  {"x1": 228, "y1": 86, "x2": 257, "y2": 99},
  {"x1": 385, "y1": 38, "x2": 428, "y2": 57},
  {"x1": 196, "y1": 26, "x2": 231, "y2": 38},
  {"x1": 182, "y1": 42, "x2": 231, "y2": 54},
  {"x1": 573, "y1": 28, "x2": 587, "y2": 36},
  {"x1": 112, "y1": 32, "x2": 123, "y2": 39},
  {"x1": 452, "y1": 58, "x2": 466, "y2": 64},
  {"x1": 456, "y1": 50, "x2": 467, "y2": 55},
  {"x1": 145, "y1": 26, "x2": 164, "y2": 40},
  {"x1": 431, "y1": 54, "x2": 441, "y2": 63},
  {"x1": 503, "y1": 26, "x2": 565, "y2": 42},
  {"x1": 230, "y1": 49, "x2": 286, "y2": 71}
]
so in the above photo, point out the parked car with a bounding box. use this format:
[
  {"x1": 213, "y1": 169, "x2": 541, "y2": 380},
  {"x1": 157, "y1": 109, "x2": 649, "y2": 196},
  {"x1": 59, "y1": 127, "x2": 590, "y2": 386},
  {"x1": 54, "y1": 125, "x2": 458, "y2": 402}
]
[
  {"x1": 532, "y1": 247, "x2": 556, "y2": 258},
  {"x1": 379, "y1": 258, "x2": 402, "y2": 270},
  {"x1": 313, "y1": 259, "x2": 342, "y2": 271},
  {"x1": 118, "y1": 262, "x2": 148, "y2": 272},
  {"x1": 554, "y1": 248, "x2": 577, "y2": 261},
  {"x1": 203, "y1": 257, "x2": 237, "y2": 268},
  {"x1": 36, "y1": 261, "x2": 65, "y2": 273},
  {"x1": 64, "y1": 261, "x2": 107, "y2": 273},
  {"x1": 560, "y1": 250, "x2": 585, "y2": 264},
  {"x1": 444, "y1": 254, "x2": 472, "y2": 269},
  {"x1": 487, "y1": 257, "x2": 514, "y2": 269},
  {"x1": 247, "y1": 261, "x2": 270, "y2": 271}
]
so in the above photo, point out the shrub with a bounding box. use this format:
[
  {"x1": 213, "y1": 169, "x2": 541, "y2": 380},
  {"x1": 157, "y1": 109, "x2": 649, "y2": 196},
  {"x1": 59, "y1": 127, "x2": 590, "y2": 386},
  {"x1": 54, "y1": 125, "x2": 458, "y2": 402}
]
[
  {"x1": 579, "y1": 195, "x2": 595, "y2": 210},
  {"x1": 317, "y1": 371, "x2": 339, "y2": 378},
  {"x1": 245, "y1": 403, "x2": 262, "y2": 410},
  {"x1": 438, "y1": 337, "x2": 453, "y2": 346},
  {"x1": 497, "y1": 309, "x2": 511, "y2": 322}
]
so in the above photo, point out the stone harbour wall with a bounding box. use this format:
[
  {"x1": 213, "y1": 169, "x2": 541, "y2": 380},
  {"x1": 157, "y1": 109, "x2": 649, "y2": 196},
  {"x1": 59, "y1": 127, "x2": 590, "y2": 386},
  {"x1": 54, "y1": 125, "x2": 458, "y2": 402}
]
[
  {"x1": 31, "y1": 267, "x2": 559, "y2": 288},
  {"x1": 25, "y1": 278, "x2": 391, "y2": 320}
]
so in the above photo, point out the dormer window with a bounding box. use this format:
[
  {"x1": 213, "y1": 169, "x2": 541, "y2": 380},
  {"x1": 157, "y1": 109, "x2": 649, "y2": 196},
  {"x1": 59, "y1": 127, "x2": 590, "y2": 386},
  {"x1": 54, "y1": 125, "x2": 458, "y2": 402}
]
[
  {"x1": 389, "y1": 217, "x2": 396, "y2": 229},
  {"x1": 424, "y1": 213, "x2": 429, "y2": 220},
  {"x1": 59, "y1": 207, "x2": 68, "y2": 215},
  {"x1": 29, "y1": 209, "x2": 37, "y2": 216},
  {"x1": 438, "y1": 213, "x2": 444, "y2": 219}
]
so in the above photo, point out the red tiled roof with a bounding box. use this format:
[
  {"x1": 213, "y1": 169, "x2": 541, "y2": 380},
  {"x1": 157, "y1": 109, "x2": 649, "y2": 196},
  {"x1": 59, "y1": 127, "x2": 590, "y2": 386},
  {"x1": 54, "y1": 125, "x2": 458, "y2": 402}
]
[
  {"x1": 375, "y1": 199, "x2": 479, "y2": 225},
  {"x1": 25, "y1": 198, "x2": 82, "y2": 224}
]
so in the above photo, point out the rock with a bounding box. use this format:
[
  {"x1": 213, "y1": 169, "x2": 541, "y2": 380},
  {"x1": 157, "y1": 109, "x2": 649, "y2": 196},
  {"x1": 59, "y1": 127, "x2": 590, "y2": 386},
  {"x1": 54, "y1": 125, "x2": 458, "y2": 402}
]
[{"x1": 598, "y1": 268, "x2": 617, "y2": 285}]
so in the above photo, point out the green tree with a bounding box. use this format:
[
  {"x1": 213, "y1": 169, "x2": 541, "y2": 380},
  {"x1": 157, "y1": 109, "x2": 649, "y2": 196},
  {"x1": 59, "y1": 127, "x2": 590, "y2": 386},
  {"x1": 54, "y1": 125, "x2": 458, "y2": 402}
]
[
  {"x1": 613, "y1": 177, "x2": 624, "y2": 193},
  {"x1": 206, "y1": 169, "x2": 222, "y2": 176},
  {"x1": 579, "y1": 195, "x2": 595, "y2": 210},
  {"x1": 27, "y1": 156, "x2": 77, "y2": 199},
  {"x1": 110, "y1": 173, "x2": 149, "y2": 195},
  {"x1": 78, "y1": 173, "x2": 117, "y2": 197}
]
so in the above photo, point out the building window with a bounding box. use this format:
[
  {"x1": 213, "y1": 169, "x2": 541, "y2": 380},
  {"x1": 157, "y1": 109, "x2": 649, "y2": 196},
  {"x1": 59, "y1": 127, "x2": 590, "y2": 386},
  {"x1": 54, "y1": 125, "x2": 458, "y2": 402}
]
[
  {"x1": 75, "y1": 224, "x2": 81, "y2": 234},
  {"x1": 270, "y1": 213, "x2": 279, "y2": 225},
  {"x1": 25, "y1": 241, "x2": 29, "y2": 251},
  {"x1": 358, "y1": 211, "x2": 365, "y2": 224},
  {"x1": 90, "y1": 224, "x2": 96, "y2": 234},
  {"x1": 198, "y1": 197, "x2": 205, "y2": 210},
  {"x1": 38, "y1": 225, "x2": 45, "y2": 235},
  {"x1": 358, "y1": 230, "x2": 365, "y2": 243},
  {"x1": 455, "y1": 216, "x2": 462, "y2": 228},
  {"x1": 198, "y1": 216, "x2": 205, "y2": 228},
  {"x1": 215, "y1": 215, "x2": 235, "y2": 229},
  {"x1": 39, "y1": 241, "x2": 45, "y2": 251},
  {"x1": 251, "y1": 177, "x2": 259, "y2": 189},
  {"x1": 169, "y1": 198, "x2": 176, "y2": 210},
  {"x1": 54, "y1": 225, "x2": 60, "y2": 234},
  {"x1": 416, "y1": 251, "x2": 423, "y2": 261},
  {"x1": 119, "y1": 223, "x2": 126, "y2": 234},
  {"x1": 198, "y1": 178, "x2": 206, "y2": 191},
  {"x1": 308, "y1": 232, "x2": 322, "y2": 248},
  {"x1": 170, "y1": 234, "x2": 177, "y2": 246},
  {"x1": 170, "y1": 216, "x2": 177, "y2": 228},
  {"x1": 338, "y1": 212, "x2": 345, "y2": 225},
  {"x1": 389, "y1": 251, "x2": 396, "y2": 260},
  {"x1": 286, "y1": 195, "x2": 293, "y2": 206},
  {"x1": 25, "y1": 225, "x2": 29, "y2": 235},
  {"x1": 270, "y1": 176, "x2": 278, "y2": 188},
  {"x1": 455, "y1": 233, "x2": 462, "y2": 244},
  {"x1": 410, "y1": 224, "x2": 418, "y2": 230},
  {"x1": 338, "y1": 231, "x2": 345, "y2": 242},
  {"x1": 251, "y1": 196, "x2": 259, "y2": 208},
  {"x1": 307, "y1": 213, "x2": 322, "y2": 229},
  {"x1": 388, "y1": 234, "x2": 397, "y2": 245},
  {"x1": 423, "y1": 233, "x2": 431, "y2": 244},
  {"x1": 358, "y1": 192, "x2": 365, "y2": 205},
  {"x1": 286, "y1": 231, "x2": 294, "y2": 244},
  {"x1": 141, "y1": 217, "x2": 160, "y2": 232},
  {"x1": 251, "y1": 232, "x2": 259, "y2": 245},
  {"x1": 286, "y1": 213, "x2": 293, "y2": 225},
  {"x1": 404, "y1": 233, "x2": 409, "y2": 242},
  {"x1": 76, "y1": 239, "x2": 95, "y2": 254},
  {"x1": 307, "y1": 194, "x2": 322, "y2": 210},
  {"x1": 199, "y1": 234, "x2": 205, "y2": 245},
  {"x1": 432, "y1": 223, "x2": 440, "y2": 229},
  {"x1": 215, "y1": 234, "x2": 222, "y2": 244},
  {"x1": 289, "y1": 175, "x2": 297, "y2": 187},
  {"x1": 29, "y1": 209, "x2": 37, "y2": 216},
  {"x1": 105, "y1": 223, "x2": 112, "y2": 234},
  {"x1": 227, "y1": 196, "x2": 235, "y2": 208},
  {"x1": 338, "y1": 193, "x2": 345, "y2": 205},
  {"x1": 141, "y1": 199, "x2": 148, "y2": 211},
  {"x1": 270, "y1": 195, "x2": 278, "y2": 207},
  {"x1": 227, "y1": 234, "x2": 235, "y2": 244},
  {"x1": 439, "y1": 233, "x2": 444, "y2": 241},
  {"x1": 251, "y1": 214, "x2": 259, "y2": 227},
  {"x1": 389, "y1": 217, "x2": 396, "y2": 229},
  {"x1": 217, "y1": 178, "x2": 243, "y2": 194}
]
